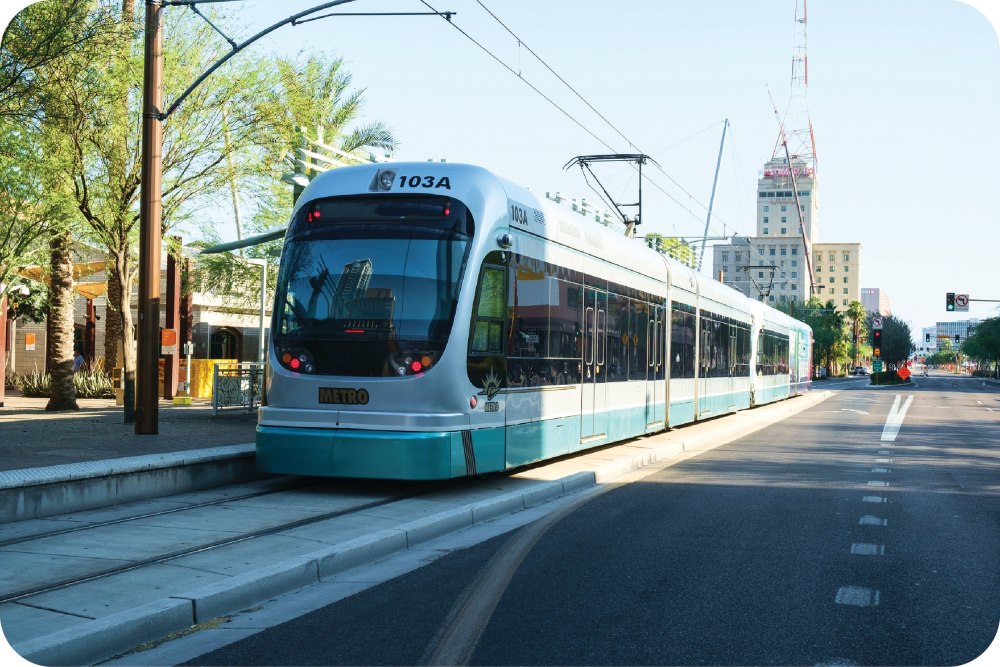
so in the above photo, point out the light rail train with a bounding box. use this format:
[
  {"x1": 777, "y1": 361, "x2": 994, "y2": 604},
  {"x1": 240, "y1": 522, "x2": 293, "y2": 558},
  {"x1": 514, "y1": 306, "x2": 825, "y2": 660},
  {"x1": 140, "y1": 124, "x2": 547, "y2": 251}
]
[{"x1": 257, "y1": 162, "x2": 812, "y2": 479}]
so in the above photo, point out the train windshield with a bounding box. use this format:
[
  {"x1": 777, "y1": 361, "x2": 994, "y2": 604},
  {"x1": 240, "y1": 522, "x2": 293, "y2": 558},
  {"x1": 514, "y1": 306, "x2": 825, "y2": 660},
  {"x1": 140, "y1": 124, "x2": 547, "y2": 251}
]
[{"x1": 273, "y1": 194, "x2": 475, "y2": 377}]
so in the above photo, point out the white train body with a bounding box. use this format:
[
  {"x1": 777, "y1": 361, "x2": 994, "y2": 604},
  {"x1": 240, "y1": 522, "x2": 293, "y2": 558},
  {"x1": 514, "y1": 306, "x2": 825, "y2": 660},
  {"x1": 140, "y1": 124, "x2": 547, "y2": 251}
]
[{"x1": 257, "y1": 162, "x2": 812, "y2": 479}]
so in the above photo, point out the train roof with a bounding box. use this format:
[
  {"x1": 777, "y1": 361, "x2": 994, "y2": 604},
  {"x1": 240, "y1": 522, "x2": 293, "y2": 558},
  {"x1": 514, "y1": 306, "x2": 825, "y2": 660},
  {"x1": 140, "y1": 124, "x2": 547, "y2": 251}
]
[{"x1": 294, "y1": 162, "x2": 809, "y2": 334}]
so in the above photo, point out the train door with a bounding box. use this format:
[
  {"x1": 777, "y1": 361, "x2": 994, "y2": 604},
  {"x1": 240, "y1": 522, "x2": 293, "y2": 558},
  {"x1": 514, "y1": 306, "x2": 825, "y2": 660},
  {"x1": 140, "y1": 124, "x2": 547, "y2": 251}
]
[
  {"x1": 581, "y1": 287, "x2": 607, "y2": 441},
  {"x1": 699, "y1": 319, "x2": 712, "y2": 416},
  {"x1": 646, "y1": 304, "x2": 666, "y2": 427}
]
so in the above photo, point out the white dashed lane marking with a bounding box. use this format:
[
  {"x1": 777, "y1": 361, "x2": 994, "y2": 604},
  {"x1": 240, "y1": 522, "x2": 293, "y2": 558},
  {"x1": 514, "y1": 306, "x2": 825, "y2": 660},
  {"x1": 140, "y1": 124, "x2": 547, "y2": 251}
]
[
  {"x1": 850, "y1": 543, "x2": 886, "y2": 556},
  {"x1": 835, "y1": 586, "x2": 881, "y2": 607},
  {"x1": 859, "y1": 515, "x2": 887, "y2": 526}
]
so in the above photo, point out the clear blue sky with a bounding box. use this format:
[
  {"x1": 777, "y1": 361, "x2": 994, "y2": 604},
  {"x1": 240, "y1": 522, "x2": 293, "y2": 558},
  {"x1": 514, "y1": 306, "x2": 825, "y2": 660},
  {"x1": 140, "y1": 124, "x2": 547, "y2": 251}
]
[{"x1": 3, "y1": 0, "x2": 999, "y2": 335}]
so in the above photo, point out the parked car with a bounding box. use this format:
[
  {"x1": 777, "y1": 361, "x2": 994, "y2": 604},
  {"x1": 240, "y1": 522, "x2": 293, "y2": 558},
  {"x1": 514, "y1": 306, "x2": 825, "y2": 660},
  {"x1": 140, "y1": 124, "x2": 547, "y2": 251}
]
[{"x1": 854, "y1": 366, "x2": 868, "y2": 375}]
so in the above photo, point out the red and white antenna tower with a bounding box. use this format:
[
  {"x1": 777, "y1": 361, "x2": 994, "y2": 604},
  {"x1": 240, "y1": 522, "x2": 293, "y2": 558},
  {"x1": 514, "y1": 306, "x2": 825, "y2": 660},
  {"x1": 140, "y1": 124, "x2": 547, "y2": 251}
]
[{"x1": 772, "y1": 0, "x2": 817, "y2": 169}]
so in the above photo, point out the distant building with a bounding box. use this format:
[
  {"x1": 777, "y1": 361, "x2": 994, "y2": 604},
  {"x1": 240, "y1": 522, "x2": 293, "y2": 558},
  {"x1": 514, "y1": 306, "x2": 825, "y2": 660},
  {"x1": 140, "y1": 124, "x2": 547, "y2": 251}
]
[
  {"x1": 935, "y1": 319, "x2": 980, "y2": 346},
  {"x1": 918, "y1": 326, "x2": 938, "y2": 353},
  {"x1": 712, "y1": 156, "x2": 862, "y2": 313},
  {"x1": 860, "y1": 288, "x2": 892, "y2": 317},
  {"x1": 813, "y1": 243, "x2": 862, "y2": 311}
]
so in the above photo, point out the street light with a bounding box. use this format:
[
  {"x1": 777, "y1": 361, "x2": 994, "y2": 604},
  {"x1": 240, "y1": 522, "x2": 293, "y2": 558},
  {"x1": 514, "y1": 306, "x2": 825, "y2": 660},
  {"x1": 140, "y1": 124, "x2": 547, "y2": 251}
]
[{"x1": 241, "y1": 258, "x2": 268, "y2": 367}]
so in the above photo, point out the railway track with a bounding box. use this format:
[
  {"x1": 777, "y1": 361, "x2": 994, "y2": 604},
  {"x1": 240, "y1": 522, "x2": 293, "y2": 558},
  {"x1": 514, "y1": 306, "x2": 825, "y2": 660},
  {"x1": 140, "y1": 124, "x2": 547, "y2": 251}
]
[{"x1": 0, "y1": 476, "x2": 458, "y2": 606}]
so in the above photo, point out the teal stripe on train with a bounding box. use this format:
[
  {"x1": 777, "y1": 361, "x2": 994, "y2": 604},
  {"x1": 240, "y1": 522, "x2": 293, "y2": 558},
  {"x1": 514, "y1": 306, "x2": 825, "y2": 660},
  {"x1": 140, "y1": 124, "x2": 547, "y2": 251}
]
[
  {"x1": 256, "y1": 426, "x2": 473, "y2": 480},
  {"x1": 756, "y1": 384, "x2": 791, "y2": 404},
  {"x1": 258, "y1": 388, "x2": 780, "y2": 480}
]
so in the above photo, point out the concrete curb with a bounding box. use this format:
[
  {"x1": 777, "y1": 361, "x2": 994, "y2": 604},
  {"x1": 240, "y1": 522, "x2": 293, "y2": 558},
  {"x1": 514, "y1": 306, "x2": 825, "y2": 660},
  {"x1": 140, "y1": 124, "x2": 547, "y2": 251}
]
[
  {"x1": 0, "y1": 444, "x2": 258, "y2": 523},
  {"x1": 14, "y1": 391, "x2": 834, "y2": 665}
]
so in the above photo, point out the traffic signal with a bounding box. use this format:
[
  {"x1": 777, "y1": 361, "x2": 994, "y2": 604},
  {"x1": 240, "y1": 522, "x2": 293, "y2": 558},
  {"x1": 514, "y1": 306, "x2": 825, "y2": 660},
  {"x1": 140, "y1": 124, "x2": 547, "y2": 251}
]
[
  {"x1": 873, "y1": 329, "x2": 882, "y2": 357},
  {"x1": 946, "y1": 292, "x2": 955, "y2": 311},
  {"x1": 925, "y1": 333, "x2": 930, "y2": 343},
  {"x1": 955, "y1": 334, "x2": 960, "y2": 344}
]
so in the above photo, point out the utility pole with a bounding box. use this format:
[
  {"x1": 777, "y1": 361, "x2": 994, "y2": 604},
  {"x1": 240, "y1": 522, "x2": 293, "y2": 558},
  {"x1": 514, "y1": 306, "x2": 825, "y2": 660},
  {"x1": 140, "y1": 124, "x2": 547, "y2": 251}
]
[
  {"x1": 698, "y1": 119, "x2": 728, "y2": 272},
  {"x1": 136, "y1": 0, "x2": 164, "y2": 434},
  {"x1": 133, "y1": 0, "x2": 449, "y2": 433}
]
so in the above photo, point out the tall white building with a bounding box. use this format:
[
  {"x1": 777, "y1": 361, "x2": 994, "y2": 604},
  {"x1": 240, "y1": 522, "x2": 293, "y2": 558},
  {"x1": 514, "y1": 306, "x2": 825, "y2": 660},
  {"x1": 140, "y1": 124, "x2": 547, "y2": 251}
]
[{"x1": 712, "y1": 156, "x2": 863, "y2": 313}]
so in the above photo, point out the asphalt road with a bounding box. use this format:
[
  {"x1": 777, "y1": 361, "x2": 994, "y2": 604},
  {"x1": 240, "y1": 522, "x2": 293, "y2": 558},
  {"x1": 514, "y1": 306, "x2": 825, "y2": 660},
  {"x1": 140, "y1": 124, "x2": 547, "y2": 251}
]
[{"x1": 174, "y1": 377, "x2": 999, "y2": 666}]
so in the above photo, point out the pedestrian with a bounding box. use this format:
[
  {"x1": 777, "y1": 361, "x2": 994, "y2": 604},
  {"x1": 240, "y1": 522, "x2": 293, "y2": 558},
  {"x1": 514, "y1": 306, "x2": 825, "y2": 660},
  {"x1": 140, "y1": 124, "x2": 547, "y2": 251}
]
[{"x1": 73, "y1": 347, "x2": 85, "y2": 372}]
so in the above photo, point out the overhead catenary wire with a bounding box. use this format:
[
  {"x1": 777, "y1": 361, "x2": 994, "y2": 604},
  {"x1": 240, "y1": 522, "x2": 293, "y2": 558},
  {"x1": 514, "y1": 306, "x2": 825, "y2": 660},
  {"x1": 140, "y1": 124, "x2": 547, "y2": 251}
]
[
  {"x1": 415, "y1": 0, "x2": 617, "y2": 154},
  {"x1": 420, "y1": 0, "x2": 768, "y2": 269},
  {"x1": 472, "y1": 0, "x2": 638, "y2": 153}
]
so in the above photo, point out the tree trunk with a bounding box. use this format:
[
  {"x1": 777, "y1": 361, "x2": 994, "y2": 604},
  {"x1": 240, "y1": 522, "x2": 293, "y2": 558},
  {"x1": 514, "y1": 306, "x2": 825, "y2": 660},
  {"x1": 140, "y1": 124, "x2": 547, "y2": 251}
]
[
  {"x1": 107, "y1": 249, "x2": 136, "y2": 376},
  {"x1": 45, "y1": 229, "x2": 79, "y2": 411},
  {"x1": 103, "y1": 260, "x2": 121, "y2": 375}
]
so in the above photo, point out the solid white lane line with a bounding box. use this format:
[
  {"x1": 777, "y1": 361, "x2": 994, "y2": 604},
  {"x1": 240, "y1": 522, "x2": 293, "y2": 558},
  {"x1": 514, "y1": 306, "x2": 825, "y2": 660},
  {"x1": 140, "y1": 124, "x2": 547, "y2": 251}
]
[{"x1": 881, "y1": 394, "x2": 914, "y2": 442}]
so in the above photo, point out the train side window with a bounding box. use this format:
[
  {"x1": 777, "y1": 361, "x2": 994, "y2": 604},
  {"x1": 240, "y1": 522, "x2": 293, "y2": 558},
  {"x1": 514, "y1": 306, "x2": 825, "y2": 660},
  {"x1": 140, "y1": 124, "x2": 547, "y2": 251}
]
[
  {"x1": 471, "y1": 264, "x2": 505, "y2": 354},
  {"x1": 627, "y1": 301, "x2": 648, "y2": 381},
  {"x1": 670, "y1": 304, "x2": 696, "y2": 379},
  {"x1": 605, "y1": 294, "x2": 629, "y2": 381}
]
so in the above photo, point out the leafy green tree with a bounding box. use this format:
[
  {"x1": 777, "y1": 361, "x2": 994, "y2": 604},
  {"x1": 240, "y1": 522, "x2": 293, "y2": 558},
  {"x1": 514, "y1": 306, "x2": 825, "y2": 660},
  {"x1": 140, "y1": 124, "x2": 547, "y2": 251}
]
[
  {"x1": 871, "y1": 314, "x2": 913, "y2": 371},
  {"x1": 963, "y1": 317, "x2": 1000, "y2": 377},
  {"x1": 0, "y1": 0, "x2": 111, "y2": 311},
  {"x1": 926, "y1": 347, "x2": 957, "y2": 367},
  {"x1": 30, "y1": 1, "x2": 278, "y2": 377},
  {"x1": 799, "y1": 298, "x2": 848, "y2": 376},
  {"x1": 0, "y1": 0, "x2": 105, "y2": 408},
  {"x1": 0, "y1": 0, "x2": 115, "y2": 122},
  {"x1": 0, "y1": 120, "x2": 50, "y2": 302}
]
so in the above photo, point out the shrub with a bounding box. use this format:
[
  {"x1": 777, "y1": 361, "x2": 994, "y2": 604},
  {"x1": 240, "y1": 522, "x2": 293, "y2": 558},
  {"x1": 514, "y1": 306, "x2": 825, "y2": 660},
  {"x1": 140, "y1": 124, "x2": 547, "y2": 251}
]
[
  {"x1": 12, "y1": 364, "x2": 114, "y2": 399},
  {"x1": 18, "y1": 368, "x2": 50, "y2": 397},
  {"x1": 74, "y1": 368, "x2": 114, "y2": 398}
]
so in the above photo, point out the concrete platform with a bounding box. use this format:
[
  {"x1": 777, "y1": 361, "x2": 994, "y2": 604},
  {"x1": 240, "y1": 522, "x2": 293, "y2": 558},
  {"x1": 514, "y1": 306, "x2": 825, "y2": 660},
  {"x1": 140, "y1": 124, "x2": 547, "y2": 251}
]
[{"x1": 0, "y1": 392, "x2": 260, "y2": 522}]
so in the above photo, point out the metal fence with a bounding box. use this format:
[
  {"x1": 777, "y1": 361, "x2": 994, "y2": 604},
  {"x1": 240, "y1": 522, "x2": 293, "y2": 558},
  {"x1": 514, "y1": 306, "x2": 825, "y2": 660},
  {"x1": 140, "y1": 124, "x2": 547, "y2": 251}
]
[{"x1": 212, "y1": 362, "x2": 263, "y2": 415}]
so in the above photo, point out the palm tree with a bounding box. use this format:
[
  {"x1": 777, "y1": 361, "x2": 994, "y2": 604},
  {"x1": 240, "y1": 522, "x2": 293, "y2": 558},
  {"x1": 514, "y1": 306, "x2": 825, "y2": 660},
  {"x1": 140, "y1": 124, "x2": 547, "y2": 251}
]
[
  {"x1": 846, "y1": 300, "x2": 867, "y2": 369},
  {"x1": 267, "y1": 53, "x2": 398, "y2": 184},
  {"x1": 193, "y1": 52, "x2": 401, "y2": 311},
  {"x1": 45, "y1": 229, "x2": 79, "y2": 411}
]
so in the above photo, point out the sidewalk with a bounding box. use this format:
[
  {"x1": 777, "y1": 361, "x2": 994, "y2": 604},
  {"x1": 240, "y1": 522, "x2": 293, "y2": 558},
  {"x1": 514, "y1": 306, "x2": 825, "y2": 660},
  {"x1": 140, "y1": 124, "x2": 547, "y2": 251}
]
[{"x1": 0, "y1": 389, "x2": 257, "y2": 473}]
